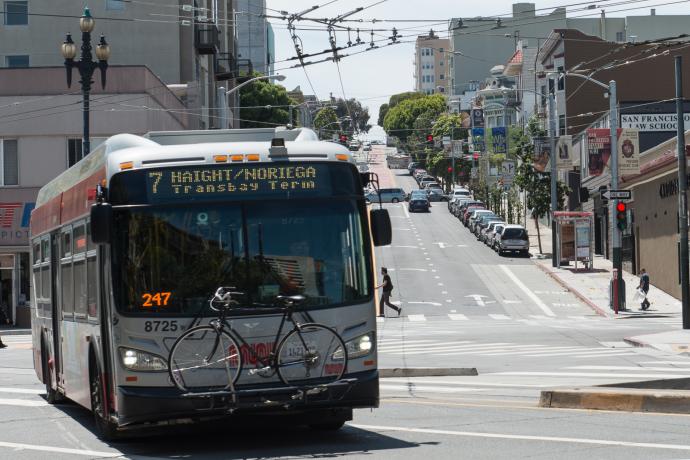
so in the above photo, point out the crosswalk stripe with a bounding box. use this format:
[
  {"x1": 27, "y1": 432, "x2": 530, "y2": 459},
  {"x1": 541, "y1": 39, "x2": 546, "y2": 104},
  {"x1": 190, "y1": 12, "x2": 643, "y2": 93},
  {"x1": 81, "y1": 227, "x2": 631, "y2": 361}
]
[
  {"x1": 448, "y1": 314, "x2": 468, "y2": 321},
  {"x1": 568, "y1": 365, "x2": 690, "y2": 372},
  {"x1": 488, "y1": 314, "x2": 510, "y2": 320},
  {"x1": 379, "y1": 384, "x2": 487, "y2": 394},
  {"x1": 525, "y1": 349, "x2": 632, "y2": 357},
  {"x1": 407, "y1": 314, "x2": 426, "y2": 322},
  {"x1": 490, "y1": 371, "x2": 690, "y2": 378},
  {"x1": 383, "y1": 343, "x2": 513, "y2": 354},
  {"x1": 378, "y1": 342, "x2": 474, "y2": 353}
]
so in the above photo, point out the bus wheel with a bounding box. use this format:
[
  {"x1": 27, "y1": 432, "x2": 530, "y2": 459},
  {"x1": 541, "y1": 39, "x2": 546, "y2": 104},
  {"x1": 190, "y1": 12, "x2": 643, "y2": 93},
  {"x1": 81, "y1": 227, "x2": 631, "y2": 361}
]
[
  {"x1": 42, "y1": 345, "x2": 61, "y2": 404},
  {"x1": 90, "y1": 361, "x2": 119, "y2": 441}
]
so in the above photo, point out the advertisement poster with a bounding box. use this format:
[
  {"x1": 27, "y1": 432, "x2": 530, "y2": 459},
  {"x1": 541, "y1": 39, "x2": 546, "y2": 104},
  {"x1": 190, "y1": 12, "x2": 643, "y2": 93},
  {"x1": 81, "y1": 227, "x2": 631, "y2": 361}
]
[
  {"x1": 532, "y1": 137, "x2": 551, "y2": 173},
  {"x1": 492, "y1": 127, "x2": 507, "y2": 154},
  {"x1": 587, "y1": 129, "x2": 611, "y2": 176},
  {"x1": 617, "y1": 128, "x2": 640, "y2": 175},
  {"x1": 472, "y1": 127, "x2": 485, "y2": 152},
  {"x1": 556, "y1": 135, "x2": 573, "y2": 170},
  {"x1": 575, "y1": 223, "x2": 590, "y2": 259},
  {"x1": 471, "y1": 109, "x2": 485, "y2": 128}
]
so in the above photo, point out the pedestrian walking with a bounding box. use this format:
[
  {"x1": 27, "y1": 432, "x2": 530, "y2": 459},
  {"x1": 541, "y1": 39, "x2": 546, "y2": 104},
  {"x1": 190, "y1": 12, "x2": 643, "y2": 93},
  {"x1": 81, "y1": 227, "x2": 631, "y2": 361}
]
[
  {"x1": 376, "y1": 267, "x2": 401, "y2": 317},
  {"x1": 0, "y1": 306, "x2": 8, "y2": 349},
  {"x1": 639, "y1": 268, "x2": 651, "y2": 311}
]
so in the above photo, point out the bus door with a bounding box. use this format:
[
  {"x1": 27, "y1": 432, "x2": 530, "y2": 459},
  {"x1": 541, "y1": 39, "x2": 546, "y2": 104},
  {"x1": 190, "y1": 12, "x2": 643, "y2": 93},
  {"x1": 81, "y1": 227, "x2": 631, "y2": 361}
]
[{"x1": 50, "y1": 232, "x2": 63, "y2": 386}]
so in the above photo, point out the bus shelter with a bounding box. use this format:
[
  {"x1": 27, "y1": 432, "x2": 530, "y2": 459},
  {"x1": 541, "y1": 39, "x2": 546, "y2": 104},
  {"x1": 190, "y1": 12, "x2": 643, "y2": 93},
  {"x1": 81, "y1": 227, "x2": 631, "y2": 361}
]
[{"x1": 554, "y1": 211, "x2": 594, "y2": 270}]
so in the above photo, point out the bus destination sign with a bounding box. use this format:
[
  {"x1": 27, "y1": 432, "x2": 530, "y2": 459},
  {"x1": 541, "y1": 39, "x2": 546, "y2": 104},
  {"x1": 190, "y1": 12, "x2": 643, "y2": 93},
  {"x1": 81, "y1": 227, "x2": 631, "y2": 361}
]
[{"x1": 146, "y1": 164, "x2": 329, "y2": 201}]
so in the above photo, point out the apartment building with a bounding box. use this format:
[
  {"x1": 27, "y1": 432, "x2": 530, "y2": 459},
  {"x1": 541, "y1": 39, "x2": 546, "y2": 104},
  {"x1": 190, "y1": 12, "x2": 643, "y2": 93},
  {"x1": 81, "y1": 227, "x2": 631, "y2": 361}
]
[{"x1": 414, "y1": 30, "x2": 449, "y2": 95}]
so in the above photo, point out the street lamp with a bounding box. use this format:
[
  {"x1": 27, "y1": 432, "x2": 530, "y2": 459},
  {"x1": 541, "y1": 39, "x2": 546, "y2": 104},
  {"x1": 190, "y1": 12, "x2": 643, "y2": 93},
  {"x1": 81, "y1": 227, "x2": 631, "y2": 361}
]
[
  {"x1": 61, "y1": 7, "x2": 110, "y2": 157},
  {"x1": 223, "y1": 74, "x2": 286, "y2": 128}
]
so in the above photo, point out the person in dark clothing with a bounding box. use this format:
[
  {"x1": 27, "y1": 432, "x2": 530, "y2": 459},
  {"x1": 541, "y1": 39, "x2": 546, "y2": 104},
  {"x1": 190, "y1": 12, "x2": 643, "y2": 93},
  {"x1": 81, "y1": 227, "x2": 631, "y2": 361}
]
[
  {"x1": 0, "y1": 307, "x2": 7, "y2": 348},
  {"x1": 639, "y1": 268, "x2": 650, "y2": 311},
  {"x1": 376, "y1": 267, "x2": 401, "y2": 317}
]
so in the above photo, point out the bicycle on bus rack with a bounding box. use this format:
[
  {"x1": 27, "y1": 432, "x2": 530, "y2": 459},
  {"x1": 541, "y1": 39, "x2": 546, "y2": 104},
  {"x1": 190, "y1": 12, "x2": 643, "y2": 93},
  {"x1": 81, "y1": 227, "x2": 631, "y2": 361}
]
[{"x1": 167, "y1": 287, "x2": 352, "y2": 406}]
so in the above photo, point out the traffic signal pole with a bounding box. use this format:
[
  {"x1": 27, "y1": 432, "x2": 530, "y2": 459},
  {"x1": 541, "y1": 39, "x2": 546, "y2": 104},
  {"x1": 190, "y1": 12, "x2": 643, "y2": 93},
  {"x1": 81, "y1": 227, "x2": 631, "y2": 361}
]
[
  {"x1": 549, "y1": 86, "x2": 558, "y2": 268},
  {"x1": 609, "y1": 80, "x2": 623, "y2": 312},
  {"x1": 675, "y1": 56, "x2": 690, "y2": 329}
]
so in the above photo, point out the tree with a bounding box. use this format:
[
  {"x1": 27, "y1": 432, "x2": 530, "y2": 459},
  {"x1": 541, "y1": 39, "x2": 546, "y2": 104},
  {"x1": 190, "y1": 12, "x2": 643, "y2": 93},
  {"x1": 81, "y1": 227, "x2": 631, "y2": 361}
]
[
  {"x1": 431, "y1": 112, "x2": 468, "y2": 141},
  {"x1": 382, "y1": 93, "x2": 446, "y2": 143},
  {"x1": 239, "y1": 73, "x2": 296, "y2": 128},
  {"x1": 377, "y1": 103, "x2": 389, "y2": 127},
  {"x1": 331, "y1": 98, "x2": 371, "y2": 133},
  {"x1": 313, "y1": 107, "x2": 339, "y2": 139},
  {"x1": 513, "y1": 117, "x2": 571, "y2": 254}
]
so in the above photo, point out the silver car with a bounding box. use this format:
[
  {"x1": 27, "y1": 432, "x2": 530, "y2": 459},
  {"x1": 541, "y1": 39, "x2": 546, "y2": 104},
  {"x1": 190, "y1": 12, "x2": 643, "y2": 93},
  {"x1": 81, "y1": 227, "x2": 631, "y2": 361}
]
[
  {"x1": 495, "y1": 225, "x2": 529, "y2": 256},
  {"x1": 365, "y1": 187, "x2": 406, "y2": 203}
]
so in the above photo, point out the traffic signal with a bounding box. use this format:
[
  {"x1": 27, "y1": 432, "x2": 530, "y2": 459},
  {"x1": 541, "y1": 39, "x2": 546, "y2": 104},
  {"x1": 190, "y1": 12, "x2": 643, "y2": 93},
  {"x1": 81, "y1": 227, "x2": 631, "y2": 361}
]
[
  {"x1": 616, "y1": 202, "x2": 627, "y2": 230},
  {"x1": 426, "y1": 134, "x2": 434, "y2": 144},
  {"x1": 447, "y1": 166, "x2": 453, "y2": 173}
]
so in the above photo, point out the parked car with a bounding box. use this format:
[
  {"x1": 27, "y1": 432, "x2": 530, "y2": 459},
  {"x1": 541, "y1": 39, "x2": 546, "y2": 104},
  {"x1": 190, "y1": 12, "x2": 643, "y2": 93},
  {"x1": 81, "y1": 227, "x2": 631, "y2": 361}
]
[
  {"x1": 419, "y1": 179, "x2": 437, "y2": 189},
  {"x1": 487, "y1": 223, "x2": 507, "y2": 248},
  {"x1": 472, "y1": 213, "x2": 499, "y2": 235},
  {"x1": 447, "y1": 188, "x2": 471, "y2": 210},
  {"x1": 422, "y1": 182, "x2": 442, "y2": 191},
  {"x1": 364, "y1": 187, "x2": 406, "y2": 203},
  {"x1": 408, "y1": 192, "x2": 430, "y2": 212},
  {"x1": 426, "y1": 189, "x2": 447, "y2": 202},
  {"x1": 457, "y1": 200, "x2": 484, "y2": 218},
  {"x1": 408, "y1": 162, "x2": 420, "y2": 175},
  {"x1": 417, "y1": 174, "x2": 435, "y2": 184},
  {"x1": 495, "y1": 225, "x2": 530, "y2": 256},
  {"x1": 467, "y1": 209, "x2": 494, "y2": 229},
  {"x1": 462, "y1": 205, "x2": 486, "y2": 225},
  {"x1": 480, "y1": 221, "x2": 505, "y2": 244}
]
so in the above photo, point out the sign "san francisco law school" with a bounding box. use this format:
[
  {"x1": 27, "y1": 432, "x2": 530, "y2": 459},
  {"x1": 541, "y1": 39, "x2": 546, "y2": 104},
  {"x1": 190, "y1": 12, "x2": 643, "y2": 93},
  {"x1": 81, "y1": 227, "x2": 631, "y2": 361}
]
[{"x1": 621, "y1": 113, "x2": 690, "y2": 132}]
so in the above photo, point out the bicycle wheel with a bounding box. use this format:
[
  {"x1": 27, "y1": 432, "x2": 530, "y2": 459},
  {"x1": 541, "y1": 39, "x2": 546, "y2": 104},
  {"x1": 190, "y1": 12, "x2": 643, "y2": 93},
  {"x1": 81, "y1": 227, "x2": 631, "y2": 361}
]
[
  {"x1": 168, "y1": 325, "x2": 242, "y2": 393},
  {"x1": 276, "y1": 323, "x2": 347, "y2": 386}
]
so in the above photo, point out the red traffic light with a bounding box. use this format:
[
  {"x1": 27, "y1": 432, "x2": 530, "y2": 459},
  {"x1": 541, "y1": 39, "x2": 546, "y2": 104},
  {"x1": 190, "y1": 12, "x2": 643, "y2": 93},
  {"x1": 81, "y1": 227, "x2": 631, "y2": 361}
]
[
  {"x1": 426, "y1": 134, "x2": 434, "y2": 142},
  {"x1": 447, "y1": 166, "x2": 453, "y2": 173},
  {"x1": 339, "y1": 134, "x2": 348, "y2": 143},
  {"x1": 616, "y1": 202, "x2": 626, "y2": 212}
]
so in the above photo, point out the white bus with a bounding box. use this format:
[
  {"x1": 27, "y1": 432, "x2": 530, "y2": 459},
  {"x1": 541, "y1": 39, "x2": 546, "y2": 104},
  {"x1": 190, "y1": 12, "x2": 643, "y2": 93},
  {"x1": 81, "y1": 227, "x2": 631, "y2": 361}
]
[{"x1": 30, "y1": 128, "x2": 391, "y2": 439}]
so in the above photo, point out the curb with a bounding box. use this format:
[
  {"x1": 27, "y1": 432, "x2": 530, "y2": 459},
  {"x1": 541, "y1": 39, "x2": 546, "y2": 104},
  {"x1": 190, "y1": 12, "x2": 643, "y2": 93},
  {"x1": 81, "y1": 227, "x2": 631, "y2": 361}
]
[
  {"x1": 534, "y1": 262, "x2": 608, "y2": 317},
  {"x1": 539, "y1": 387, "x2": 690, "y2": 414},
  {"x1": 380, "y1": 368, "x2": 478, "y2": 378},
  {"x1": 0, "y1": 329, "x2": 31, "y2": 336}
]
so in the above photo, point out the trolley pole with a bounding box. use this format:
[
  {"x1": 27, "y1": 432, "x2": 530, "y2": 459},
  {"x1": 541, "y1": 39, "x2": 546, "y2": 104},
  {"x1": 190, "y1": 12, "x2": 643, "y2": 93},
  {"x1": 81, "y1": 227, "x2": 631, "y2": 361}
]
[
  {"x1": 549, "y1": 85, "x2": 558, "y2": 268},
  {"x1": 609, "y1": 80, "x2": 623, "y2": 312},
  {"x1": 675, "y1": 56, "x2": 690, "y2": 329}
]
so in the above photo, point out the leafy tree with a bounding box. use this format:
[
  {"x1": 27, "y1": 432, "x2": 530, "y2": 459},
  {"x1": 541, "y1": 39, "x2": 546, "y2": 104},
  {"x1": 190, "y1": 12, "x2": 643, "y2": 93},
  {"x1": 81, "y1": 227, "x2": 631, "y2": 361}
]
[
  {"x1": 383, "y1": 93, "x2": 446, "y2": 142},
  {"x1": 513, "y1": 117, "x2": 571, "y2": 254},
  {"x1": 239, "y1": 73, "x2": 296, "y2": 128},
  {"x1": 331, "y1": 98, "x2": 371, "y2": 133},
  {"x1": 313, "y1": 107, "x2": 339, "y2": 139},
  {"x1": 388, "y1": 91, "x2": 424, "y2": 109},
  {"x1": 377, "y1": 103, "x2": 389, "y2": 127},
  {"x1": 431, "y1": 112, "x2": 468, "y2": 141}
]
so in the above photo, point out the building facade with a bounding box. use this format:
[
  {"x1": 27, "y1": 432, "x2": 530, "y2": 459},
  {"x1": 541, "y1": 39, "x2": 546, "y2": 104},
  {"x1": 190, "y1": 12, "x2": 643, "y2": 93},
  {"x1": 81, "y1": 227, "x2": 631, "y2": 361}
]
[
  {"x1": 234, "y1": 0, "x2": 273, "y2": 76},
  {"x1": 414, "y1": 31, "x2": 449, "y2": 95},
  {"x1": 0, "y1": 66, "x2": 187, "y2": 326}
]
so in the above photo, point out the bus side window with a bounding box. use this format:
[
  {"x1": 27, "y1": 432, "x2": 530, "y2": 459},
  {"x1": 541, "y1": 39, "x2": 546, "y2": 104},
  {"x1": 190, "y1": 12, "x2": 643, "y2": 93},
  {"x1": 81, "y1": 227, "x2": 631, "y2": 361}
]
[
  {"x1": 73, "y1": 224, "x2": 87, "y2": 318},
  {"x1": 86, "y1": 221, "x2": 98, "y2": 320},
  {"x1": 32, "y1": 240, "x2": 41, "y2": 317},
  {"x1": 40, "y1": 236, "x2": 51, "y2": 317},
  {"x1": 61, "y1": 227, "x2": 74, "y2": 319}
]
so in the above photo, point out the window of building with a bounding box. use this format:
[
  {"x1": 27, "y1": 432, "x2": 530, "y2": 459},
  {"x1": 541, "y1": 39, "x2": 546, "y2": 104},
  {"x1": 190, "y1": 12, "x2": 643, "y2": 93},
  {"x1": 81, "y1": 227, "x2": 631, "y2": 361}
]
[
  {"x1": 557, "y1": 66, "x2": 565, "y2": 91},
  {"x1": 439, "y1": 48, "x2": 444, "y2": 53},
  {"x1": 68, "y1": 138, "x2": 84, "y2": 167},
  {"x1": 440, "y1": 60, "x2": 444, "y2": 66},
  {"x1": 431, "y1": 75, "x2": 435, "y2": 83},
  {"x1": 440, "y1": 74, "x2": 444, "y2": 80},
  {"x1": 1, "y1": 139, "x2": 18, "y2": 186},
  {"x1": 616, "y1": 31, "x2": 624, "y2": 42},
  {"x1": 105, "y1": 0, "x2": 125, "y2": 10},
  {"x1": 559, "y1": 114, "x2": 566, "y2": 135},
  {"x1": 5, "y1": 55, "x2": 28, "y2": 68},
  {"x1": 4, "y1": 1, "x2": 28, "y2": 25}
]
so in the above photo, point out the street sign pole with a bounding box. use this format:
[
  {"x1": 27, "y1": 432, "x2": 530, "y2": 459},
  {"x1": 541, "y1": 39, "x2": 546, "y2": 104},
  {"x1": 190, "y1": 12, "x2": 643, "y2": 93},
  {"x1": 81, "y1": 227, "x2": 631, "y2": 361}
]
[
  {"x1": 609, "y1": 80, "x2": 622, "y2": 311},
  {"x1": 549, "y1": 85, "x2": 558, "y2": 268},
  {"x1": 675, "y1": 56, "x2": 690, "y2": 329}
]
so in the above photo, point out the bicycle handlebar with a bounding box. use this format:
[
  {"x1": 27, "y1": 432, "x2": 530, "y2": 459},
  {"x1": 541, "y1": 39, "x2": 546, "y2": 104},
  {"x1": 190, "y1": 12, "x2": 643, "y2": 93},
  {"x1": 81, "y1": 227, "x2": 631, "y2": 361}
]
[{"x1": 210, "y1": 288, "x2": 306, "y2": 311}]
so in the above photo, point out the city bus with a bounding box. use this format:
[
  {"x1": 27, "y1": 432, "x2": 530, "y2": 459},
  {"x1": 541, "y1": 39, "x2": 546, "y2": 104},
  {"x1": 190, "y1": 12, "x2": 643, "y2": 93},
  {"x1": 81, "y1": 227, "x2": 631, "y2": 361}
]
[{"x1": 30, "y1": 128, "x2": 391, "y2": 439}]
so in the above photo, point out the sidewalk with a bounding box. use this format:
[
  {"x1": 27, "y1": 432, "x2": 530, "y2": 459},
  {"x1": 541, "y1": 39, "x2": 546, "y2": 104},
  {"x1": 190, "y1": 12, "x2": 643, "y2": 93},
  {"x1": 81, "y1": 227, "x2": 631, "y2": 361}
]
[
  {"x1": 0, "y1": 325, "x2": 30, "y2": 336},
  {"x1": 524, "y1": 216, "x2": 682, "y2": 319}
]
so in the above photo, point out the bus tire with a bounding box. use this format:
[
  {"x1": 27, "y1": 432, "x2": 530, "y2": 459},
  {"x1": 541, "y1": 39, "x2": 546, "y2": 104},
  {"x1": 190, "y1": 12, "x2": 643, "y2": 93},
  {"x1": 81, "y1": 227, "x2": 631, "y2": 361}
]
[
  {"x1": 42, "y1": 340, "x2": 61, "y2": 405},
  {"x1": 90, "y1": 357, "x2": 119, "y2": 441}
]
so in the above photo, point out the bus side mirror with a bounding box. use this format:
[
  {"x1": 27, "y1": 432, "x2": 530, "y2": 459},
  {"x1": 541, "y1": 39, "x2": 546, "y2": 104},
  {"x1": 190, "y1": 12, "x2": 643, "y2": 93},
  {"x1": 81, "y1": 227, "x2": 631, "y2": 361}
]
[
  {"x1": 371, "y1": 209, "x2": 392, "y2": 247},
  {"x1": 91, "y1": 203, "x2": 113, "y2": 244}
]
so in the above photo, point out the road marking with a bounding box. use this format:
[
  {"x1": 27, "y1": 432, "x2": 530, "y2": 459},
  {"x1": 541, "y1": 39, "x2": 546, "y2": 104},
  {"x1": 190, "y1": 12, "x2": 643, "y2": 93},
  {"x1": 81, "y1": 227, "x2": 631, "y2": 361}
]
[
  {"x1": 639, "y1": 361, "x2": 690, "y2": 365},
  {"x1": 568, "y1": 365, "x2": 690, "y2": 372},
  {"x1": 445, "y1": 299, "x2": 452, "y2": 303},
  {"x1": 392, "y1": 228, "x2": 411, "y2": 231},
  {"x1": 489, "y1": 314, "x2": 510, "y2": 320},
  {"x1": 599, "y1": 341, "x2": 633, "y2": 348},
  {"x1": 381, "y1": 380, "x2": 550, "y2": 389},
  {"x1": 491, "y1": 371, "x2": 690, "y2": 378},
  {"x1": 407, "y1": 314, "x2": 426, "y2": 322},
  {"x1": 395, "y1": 268, "x2": 428, "y2": 272},
  {"x1": 380, "y1": 384, "x2": 487, "y2": 394},
  {"x1": 393, "y1": 245, "x2": 421, "y2": 249},
  {"x1": 433, "y1": 242, "x2": 449, "y2": 249},
  {"x1": 0, "y1": 441, "x2": 122, "y2": 458},
  {"x1": 528, "y1": 315, "x2": 551, "y2": 320},
  {"x1": 442, "y1": 291, "x2": 448, "y2": 294},
  {"x1": 499, "y1": 265, "x2": 555, "y2": 317},
  {"x1": 400, "y1": 202, "x2": 409, "y2": 218},
  {"x1": 437, "y1": 283, "x2": 444, "y2": 286},
  {"x1": 567, "y1": 316, "x2": 588, "y2": 321},
  {"x1": 0, "y1": 387, "x2": 43, "y2": 395},
  {"x1": 0, "y1": 398, "x2": 48, "y2": 407},
  {"x1": 448, "y1": 314, "x2": 468, "y2": 321},
  {"x1": 503, "y1": 300, "x2": 522, "y2": 304},
  {"x1": 407, "y1": 301, "x2": 442, "y2": 306},
  {"x1": 465, "y1": 294, "x2": 488, "y2": 307},
  {"x1": 457, "y1": 245, "x2": 468, "y2": 247},
  {"x1": 434, "y1": 275, "x2": 441, "y2": 279},
  {"x1": 348, "y1": 424, "x2": 690, "y2": 452},
  {"x1": 428, "y1": 263, "x2": 434, "y2": 266}
]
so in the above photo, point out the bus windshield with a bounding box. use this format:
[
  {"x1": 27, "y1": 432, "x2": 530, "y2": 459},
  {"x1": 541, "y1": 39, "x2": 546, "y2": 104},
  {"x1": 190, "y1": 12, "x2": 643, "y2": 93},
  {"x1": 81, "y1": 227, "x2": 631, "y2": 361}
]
[{"x1": 112, "y1": 200, "x2": 372, "y2": 315}]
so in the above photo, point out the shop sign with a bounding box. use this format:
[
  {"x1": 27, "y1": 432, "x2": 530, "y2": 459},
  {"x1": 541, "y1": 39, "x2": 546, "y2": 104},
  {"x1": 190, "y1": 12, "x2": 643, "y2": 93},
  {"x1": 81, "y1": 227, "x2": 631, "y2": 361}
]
[
  {"x1": 491, "y1": 127, "x2": 507, "y2": 154},
  {"x1": 471, "y1": 128, "x2": 485, "y2": 152},
  {"x1": 471, "y1": 109, "x2": 485, "y2": 128},
  {"x1": 659, "y1": 175, "x2": 690, "y2": 199},
  {"x1": 0, "y1": 202, "x2": 34, "y2": 246},
  {"x1": 621, "y1": 113, "x2": 690, "y2": 132}
]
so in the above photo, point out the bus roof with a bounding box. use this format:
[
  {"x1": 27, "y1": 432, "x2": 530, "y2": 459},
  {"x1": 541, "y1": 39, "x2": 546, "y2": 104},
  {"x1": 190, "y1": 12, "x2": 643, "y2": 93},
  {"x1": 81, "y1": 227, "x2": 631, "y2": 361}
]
[{"x1": 35, "y1": 128, "x2": 352, "y2": 208}]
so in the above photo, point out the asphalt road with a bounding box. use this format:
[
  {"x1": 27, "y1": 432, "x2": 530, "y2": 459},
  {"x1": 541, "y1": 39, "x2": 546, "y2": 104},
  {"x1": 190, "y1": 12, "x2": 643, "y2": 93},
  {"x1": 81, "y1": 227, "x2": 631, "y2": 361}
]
[{"x1": 3, "y1": 166, "x2": 690, "y2": 458}]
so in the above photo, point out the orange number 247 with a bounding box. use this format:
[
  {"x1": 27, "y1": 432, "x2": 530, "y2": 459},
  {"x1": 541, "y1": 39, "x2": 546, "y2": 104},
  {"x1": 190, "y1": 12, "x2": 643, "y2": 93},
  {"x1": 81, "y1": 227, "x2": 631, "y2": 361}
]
[{"x1": 142, "y1": 292, "x2": 172, "y2": 308}]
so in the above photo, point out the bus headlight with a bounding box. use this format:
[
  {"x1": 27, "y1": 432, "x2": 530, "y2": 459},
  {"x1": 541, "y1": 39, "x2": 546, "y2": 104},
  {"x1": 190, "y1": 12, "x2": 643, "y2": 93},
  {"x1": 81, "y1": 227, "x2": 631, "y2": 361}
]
[
  {"x1": 333, "y1": 333, "x2": 374, "y2": 360},
  {"x1": 119, "y1": 347, "x2": 168, "y2": 372}
]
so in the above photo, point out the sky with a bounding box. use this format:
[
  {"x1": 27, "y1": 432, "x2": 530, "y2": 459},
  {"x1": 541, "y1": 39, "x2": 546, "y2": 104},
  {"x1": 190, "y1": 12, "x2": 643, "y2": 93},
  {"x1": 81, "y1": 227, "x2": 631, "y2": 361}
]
[{"x1": 264, "y1": 0, "x2": 690, "y2": 130}]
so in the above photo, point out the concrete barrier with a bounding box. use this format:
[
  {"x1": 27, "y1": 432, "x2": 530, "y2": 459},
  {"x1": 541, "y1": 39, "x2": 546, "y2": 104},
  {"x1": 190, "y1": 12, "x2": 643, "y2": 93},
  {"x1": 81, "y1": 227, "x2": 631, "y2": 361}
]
[
  {"x1": 380, "y1": 368, "x2": 478, "y2": 378},
  {"x1": 540, "y1": 387, "x2": 690, "y2": 414}
]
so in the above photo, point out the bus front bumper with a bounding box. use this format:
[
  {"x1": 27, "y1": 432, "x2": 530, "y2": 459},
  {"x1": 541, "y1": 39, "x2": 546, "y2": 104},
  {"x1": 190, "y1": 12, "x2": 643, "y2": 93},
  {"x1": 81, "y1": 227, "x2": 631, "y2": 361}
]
[{"x1": 115, "y1": 370, "x2": 379, "y2": 427}]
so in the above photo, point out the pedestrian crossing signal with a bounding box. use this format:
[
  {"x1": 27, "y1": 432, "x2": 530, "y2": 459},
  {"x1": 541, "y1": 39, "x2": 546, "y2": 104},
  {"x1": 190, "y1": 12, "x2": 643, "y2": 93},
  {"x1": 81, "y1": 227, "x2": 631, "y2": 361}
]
[{"x1": 616, "y1": 202, "x2": 627, "y2": 230}]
